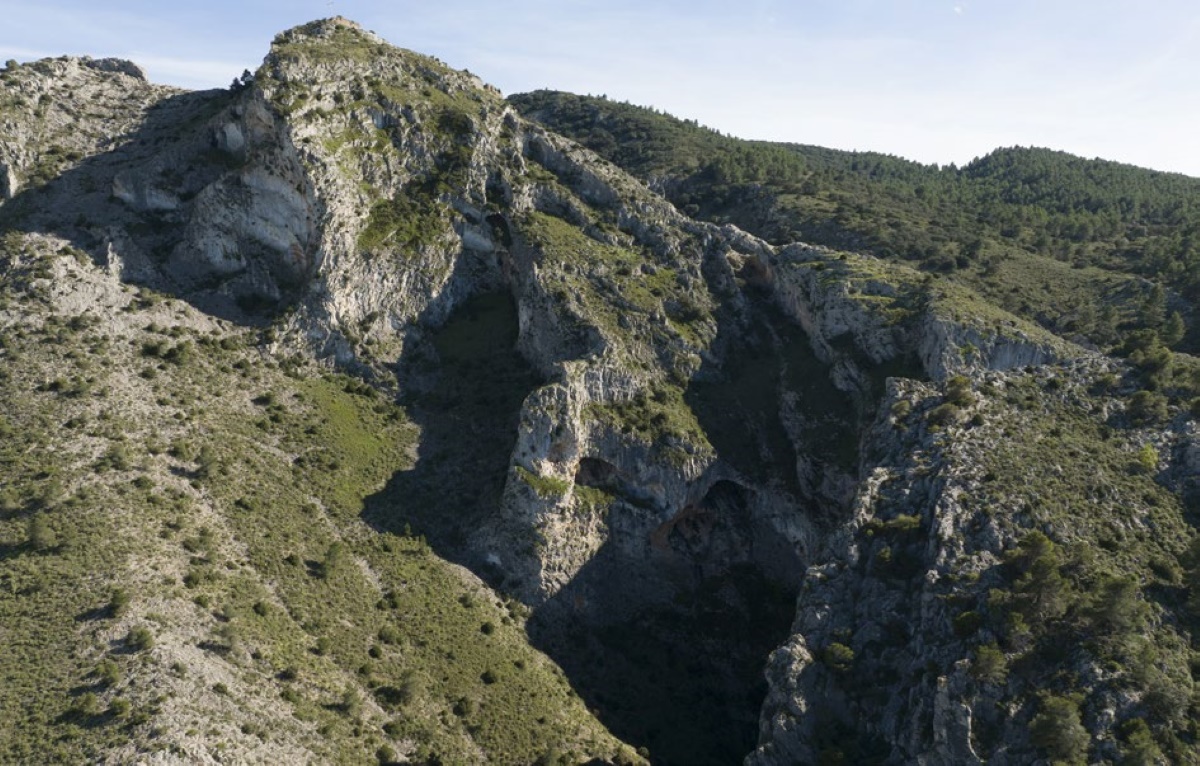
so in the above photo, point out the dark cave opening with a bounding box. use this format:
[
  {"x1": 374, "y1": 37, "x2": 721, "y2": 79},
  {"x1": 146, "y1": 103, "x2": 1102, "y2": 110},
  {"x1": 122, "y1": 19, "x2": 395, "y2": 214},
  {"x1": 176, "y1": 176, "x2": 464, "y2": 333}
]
[
  {"x1": 529, "y1": 477, "x2": 802, "y2": 766},
  {"x1": 574, "y1": 456, "x2": 619, "y2": 490}
]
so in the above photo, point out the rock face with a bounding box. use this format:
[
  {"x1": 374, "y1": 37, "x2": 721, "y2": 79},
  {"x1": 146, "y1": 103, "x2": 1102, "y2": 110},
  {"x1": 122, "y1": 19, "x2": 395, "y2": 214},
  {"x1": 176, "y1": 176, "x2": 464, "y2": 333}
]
[
  {"x1": 2, "y1": 18, "x2": 1196, "y2": 766},
  {"x1": 0, "y1": 56, "x2": 173, "y2": 205},
  {"x1": 748, "y1": 358, "x2": 1197, "y2": 766}
]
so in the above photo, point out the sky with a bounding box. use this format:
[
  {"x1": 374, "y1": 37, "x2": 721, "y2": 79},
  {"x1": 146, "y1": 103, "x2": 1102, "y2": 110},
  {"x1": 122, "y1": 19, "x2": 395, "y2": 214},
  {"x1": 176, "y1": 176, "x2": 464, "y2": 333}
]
[{"x1": 2, "y1": 1, "x2": 1198, "y2": 177}]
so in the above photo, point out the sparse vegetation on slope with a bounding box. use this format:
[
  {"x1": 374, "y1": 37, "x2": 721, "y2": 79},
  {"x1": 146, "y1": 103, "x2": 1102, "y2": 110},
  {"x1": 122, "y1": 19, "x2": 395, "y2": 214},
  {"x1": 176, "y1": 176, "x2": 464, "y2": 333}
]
[
  {"x1": 0, "y1": 234, "x2": 638, "y2": 764},
  {"x1": 5, "y1": 15, "x2": 1200, "y2": 766}
]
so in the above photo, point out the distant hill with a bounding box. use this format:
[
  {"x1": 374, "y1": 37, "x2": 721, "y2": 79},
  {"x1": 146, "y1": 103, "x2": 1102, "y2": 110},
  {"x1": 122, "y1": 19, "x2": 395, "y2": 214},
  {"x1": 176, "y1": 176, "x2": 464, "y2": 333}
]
[
  {"x1": 511, "y1": 90, "x2": 1200, "y2": 351},
  {"x1": 0, "y1": 19, "x2": 1198, "y2": 766}
]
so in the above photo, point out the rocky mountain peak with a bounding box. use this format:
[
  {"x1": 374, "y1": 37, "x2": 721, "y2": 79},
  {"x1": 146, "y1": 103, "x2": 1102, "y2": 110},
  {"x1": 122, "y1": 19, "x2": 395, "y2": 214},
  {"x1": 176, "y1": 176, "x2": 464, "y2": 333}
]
[
  {"x1": 261, "y1": 16, "x2": 489, "y2": 98},
  {"x1": 0, "y1": 17, "x2": 1197, "y2": 766},
  {"x1": 80, "y1": 56, "x2": 147, "y2": 80}
]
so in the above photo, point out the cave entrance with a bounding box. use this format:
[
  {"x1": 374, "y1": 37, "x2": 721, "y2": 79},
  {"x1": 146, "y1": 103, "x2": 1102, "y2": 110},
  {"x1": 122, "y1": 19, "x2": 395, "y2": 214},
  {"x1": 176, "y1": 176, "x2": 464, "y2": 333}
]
[
  {"x1": 529, "y1": 477, "x2": 801, "y2": 766},
  {"x1": 574, "y1": 456, "x2": 618, "y2": 490}
]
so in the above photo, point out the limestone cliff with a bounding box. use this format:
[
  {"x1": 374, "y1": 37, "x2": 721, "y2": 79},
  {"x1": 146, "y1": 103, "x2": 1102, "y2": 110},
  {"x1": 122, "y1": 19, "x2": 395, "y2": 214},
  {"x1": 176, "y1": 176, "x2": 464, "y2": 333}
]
[{"x1": 1, "y1": 17, "x2": 1197, "y2": 766}]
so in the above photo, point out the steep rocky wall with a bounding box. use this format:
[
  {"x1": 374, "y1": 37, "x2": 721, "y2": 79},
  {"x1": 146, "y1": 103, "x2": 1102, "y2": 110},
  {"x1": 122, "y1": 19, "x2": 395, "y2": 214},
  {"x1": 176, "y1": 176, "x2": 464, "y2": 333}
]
[
  {"x1": 916, "y1": 311, "x2": 1078, "y2": 379},
  {"x1": 8, "y1": 19, "x2": 1191, "y2": 765},
  {"x1": 750, "y1": 359, "x2": 1196, "y2": 765},
  {"x1": 0, "y1": 56, "x2": 168, "y2": 203}
]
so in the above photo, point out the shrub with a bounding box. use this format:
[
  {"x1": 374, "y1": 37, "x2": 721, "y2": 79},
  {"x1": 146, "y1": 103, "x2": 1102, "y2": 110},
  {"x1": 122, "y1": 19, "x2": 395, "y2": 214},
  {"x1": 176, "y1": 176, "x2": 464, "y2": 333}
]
[
  {"x1": 945, "y1": 375, "x2": 975, "y2": 407},
  {"x1": 70, "y1": 692, "x2": 100, "y2": 718},
  {"x1": 340, "y1": 687, "x2": 362, "y2": 716},
  {"x1": 94, "y1": 659, "x2": 122, "y2": 688},
  {"x1": 169, "y1": 439, "x2": 197, "y2": 461},
  {"x1": 927, "y1": 403, "x2": 960, "y2": 428},
  {"x1": 396, "y1": 670, "x2": 423, "y2": 706},
  {"x1": 1133, "y1": 443, "x2": 1158, "y2": 475},
  {"x1": 317, "y1": 542, "x2": 347, "y2": 580},
  {"x1": 953, "y1": 611, "x2": 984, "y2": 637},
  {"x1": 196, "y1": 445, "x2": 219, "y2": 479},
  {"x1": 822, "y1": 642, "x2": 855, "y2": 673},
  {"x1": 27, "y1": 514, "x2": 57, "y2": 551},
  {"x1": 1030, "y1": 695, "x2": 1089, "y2": 765},
  {"x1": 970, "y1": 644, "x2": 1007, "y2": 686},
  {"x1": 108, "y1": 588, "x2": 130, "y2": 617},
  {"x1": 1127, "y1": 390, "x2": 1168, "y2": 425},
  {"x1": 1086, "y1": 576, "x2": 1146, "y2": 635},
  {"x1": 1006, "y1": 531, "x2": 1071, "y2": 623},
  {"x1": 882, "y1": 514, "x2": 921, "y2": 534},
  {"x1": 126, "y1": 626, "x2": 154, "y2": 652},
  {"x1": 102, "y1": 444, "x2": 132, "y2": 471},
  {"x1": 1118, "y1": 718, "x2": 1164, "y2": 765}
]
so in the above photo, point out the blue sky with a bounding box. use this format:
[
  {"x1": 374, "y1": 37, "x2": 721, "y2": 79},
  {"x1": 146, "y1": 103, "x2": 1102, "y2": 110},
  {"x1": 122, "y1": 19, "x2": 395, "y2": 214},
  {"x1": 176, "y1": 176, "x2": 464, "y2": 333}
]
[{"x1": 2, "y1": 1, "x2": 1198, "y2": 176}]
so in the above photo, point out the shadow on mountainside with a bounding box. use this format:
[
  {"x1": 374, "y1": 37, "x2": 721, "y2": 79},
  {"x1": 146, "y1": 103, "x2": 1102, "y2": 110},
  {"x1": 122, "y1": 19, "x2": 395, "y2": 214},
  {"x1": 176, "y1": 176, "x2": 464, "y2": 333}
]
[
  {"x1": 0, "y1": 86, "x2": 304, "y2": 324},
  {"x1": 354, "y1": 281, "x2": 810, "y2": 763},
  {"x1": 527, "y1": 533, "x2": 798, "y2": 766},
  {"x1": 361, "y1": 289, "x2": 543, "y2": 566},
  {"x1": 355, "y1": 274, "x2": 886, "y2": 763}
]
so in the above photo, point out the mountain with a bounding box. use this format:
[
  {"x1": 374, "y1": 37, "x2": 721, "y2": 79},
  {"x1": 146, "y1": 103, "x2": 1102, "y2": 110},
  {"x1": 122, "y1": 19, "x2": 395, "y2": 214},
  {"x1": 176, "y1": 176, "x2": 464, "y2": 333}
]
[
  {"x1": 1, "y1": 17, "x2": 1198, "y2": 765},
  {"x1": 510, "y1": 90, "x2": 1200, "y2": 354}
]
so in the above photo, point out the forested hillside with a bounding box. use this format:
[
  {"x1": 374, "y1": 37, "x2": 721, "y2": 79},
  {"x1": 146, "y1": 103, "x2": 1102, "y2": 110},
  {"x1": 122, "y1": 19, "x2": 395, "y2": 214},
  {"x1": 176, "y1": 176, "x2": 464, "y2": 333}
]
[
  {"x1": 511, "y1": 91, "x2": 1200, "y2": 354},
  {"x1": 2, "y1": 18, "x2": 1200, "y2": 765}
]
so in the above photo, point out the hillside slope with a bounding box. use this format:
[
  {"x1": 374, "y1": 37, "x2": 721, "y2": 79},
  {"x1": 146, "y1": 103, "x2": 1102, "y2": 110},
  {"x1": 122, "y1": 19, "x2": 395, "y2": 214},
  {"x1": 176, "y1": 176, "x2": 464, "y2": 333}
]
[
  {"x1": 0, "y1": 17, "x2": 1197, "y2": 766},
  {"x1": 510, "y1": 90, "x2": 1200, "y2": 355}
]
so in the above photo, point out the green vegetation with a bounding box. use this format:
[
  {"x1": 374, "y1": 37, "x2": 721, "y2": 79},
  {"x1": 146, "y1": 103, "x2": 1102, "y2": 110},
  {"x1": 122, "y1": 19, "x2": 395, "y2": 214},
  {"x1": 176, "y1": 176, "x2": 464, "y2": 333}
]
[
  {"x1": 520, "y1": 210, "x2": 715, "y2": 353},
  {"x1": 0, "y1": 240, "x2": 633, "y2": 764},
  {"x1": 822, "y1": 642, "x2": 855, "y2": 673},
  {"x1": 357, "y1": 187, "x2": 447, "y2": 253},
  {"x1": 268, "y1": 21, "x2": 386, "y2": 66},
  {"x1": 519, "y1": 209, "x2": 721, "y2": 456},
  {"x1": 515, "y1": 466, "x2": 571, "y2": 499},
  {"x1": 932, "y1": 367, "x2": 1192, "y2": 758},
  {"x1": 588, "y1": 385, "x2": 710, "y2": 453},
  {"x1": 970, "y1": 644, "x2": 1008, "y2": 686},
  {"x1": 511, "y1": 91, "x2": 1200, "y2": 353},
  {"x1": 1030, "y1": 695, "x2": 1090, "y2": 765}
]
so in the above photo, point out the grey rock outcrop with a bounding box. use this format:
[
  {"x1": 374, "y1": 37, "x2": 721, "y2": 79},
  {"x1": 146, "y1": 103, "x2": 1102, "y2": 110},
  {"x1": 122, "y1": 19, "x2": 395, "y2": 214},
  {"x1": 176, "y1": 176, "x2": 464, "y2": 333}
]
[
  {"x1": 4, "y1": 18, "x2": 1192, "y2": 766},
  {"x1": 83, "y1": 56, "x2": 147, "y2": 79}
]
